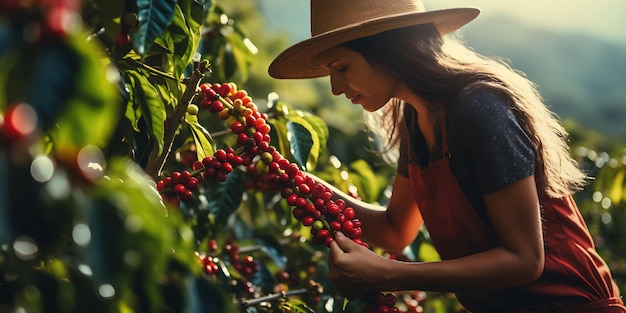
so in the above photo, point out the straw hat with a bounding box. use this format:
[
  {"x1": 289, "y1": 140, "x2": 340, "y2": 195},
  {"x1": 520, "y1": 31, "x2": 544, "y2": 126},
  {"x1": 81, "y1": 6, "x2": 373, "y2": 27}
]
[{"x1": 268, "y1": 0, "x2": 480, "y2": 79}]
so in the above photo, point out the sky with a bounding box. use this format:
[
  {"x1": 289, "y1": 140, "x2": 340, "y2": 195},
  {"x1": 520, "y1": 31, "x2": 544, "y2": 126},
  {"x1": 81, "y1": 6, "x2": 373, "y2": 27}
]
[
  {"x1": 260, "y1": 0, "x2": 626, "y2": 46},
  {"x1": 423, "y1": 0, "x2": 626, "y2": 45}
]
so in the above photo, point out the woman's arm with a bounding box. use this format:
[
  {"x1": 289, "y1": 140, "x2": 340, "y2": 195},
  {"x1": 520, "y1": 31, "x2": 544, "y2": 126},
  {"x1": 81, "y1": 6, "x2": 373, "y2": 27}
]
[
  {"x1": 328, "y1": 175, "x2": 544, "y2": 297},
  {"x1": 307, "y1": 172, "x2": 423, "y2": 253}
]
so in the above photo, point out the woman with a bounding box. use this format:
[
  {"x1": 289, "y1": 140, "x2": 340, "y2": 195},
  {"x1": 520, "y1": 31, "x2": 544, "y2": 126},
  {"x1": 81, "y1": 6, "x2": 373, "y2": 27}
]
[{"x1": 268, "y1": 0, "x2": 625, "y2": 311}]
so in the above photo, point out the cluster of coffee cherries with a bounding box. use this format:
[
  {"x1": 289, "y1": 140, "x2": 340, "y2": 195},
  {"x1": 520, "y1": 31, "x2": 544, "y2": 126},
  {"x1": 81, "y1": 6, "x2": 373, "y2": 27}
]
[
  {"x1": 197, "y1": 239, "x2": 221, "y2": 276},
  {"x1": 362, "y1": 292, "x2": 400, "y2": 313},
  {"x1": 284, "y1": 175, "x2": 366, "y2": 249},
  {"x1": 157, "y1": 170, "x2": 199, "y2": 206},
  {"x1": 197, "y1": 239, "x2": 259, "y2": 279},
  {"x1": 157, "y1": 82, "x2": 396, "y2": 312},
  {"x1": 194, "y1": 147, "x2": 241, "y2": 182},
  {"x1": 206, "y1": 241, "x2": 257, "y2": 297},
  {"x1": 156, "y1": 82, "x2": 270, "y2": 205},
  {"x1": 224, "y1": 241, "x2": 259, "y2": 279},
  {"x1": 197, "y1": 239, "x2": 258, "y2": 298},
  {"x1": 199, "y1": 254, "x2": 220, "y2": 276}
]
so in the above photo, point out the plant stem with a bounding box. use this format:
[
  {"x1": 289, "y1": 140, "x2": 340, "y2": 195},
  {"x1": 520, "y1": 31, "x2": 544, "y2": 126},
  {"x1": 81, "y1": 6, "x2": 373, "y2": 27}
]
[
  {"x1": 145, "y1": 60, "x2": 210, "y2": 179},
  {"x1": 209, "y1": 129, "x2": 231, "y2": 138},
  {"x1": 240, "y1": 288, "x2": 308, "y2": 307}
]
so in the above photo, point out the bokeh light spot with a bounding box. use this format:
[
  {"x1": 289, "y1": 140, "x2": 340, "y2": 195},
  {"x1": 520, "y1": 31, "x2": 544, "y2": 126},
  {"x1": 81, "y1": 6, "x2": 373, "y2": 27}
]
[
  {"x1": 601, "y1": 198, "x2": 611, "y2": 209},
  {"x1": 5, "y1": 103, "x2": 37, "y2": 139},
  {"x1": 77, "y1": 145, "x2": 105, "y2": 180},
  {"x1": 592, "y1": 191, "x2": 602, "y2": 203},
  {"x1": 30, "y1": 155, "x2": 55, "y2": 182},
  {"x1": 98, "y1": 284, "x2": 115, "y2": 298},
  {"x1": 329, "y1": 155, "x2": 342, "y2": 169},
  {"x1": 72, "y1": 223, "x2": 91, "y2": 246},
  {"x1": 105, "y1": 65, "x2": 121, "y2": 84},
  {"x1": 13, "y1": 236, "x2": 38, "y2": 261},
  {"x1": 78, "y1": 264, "x2": 93, "y2": 276},
  {"x1": 45, "y1": 170, "x2": 71, "y2": 199}
]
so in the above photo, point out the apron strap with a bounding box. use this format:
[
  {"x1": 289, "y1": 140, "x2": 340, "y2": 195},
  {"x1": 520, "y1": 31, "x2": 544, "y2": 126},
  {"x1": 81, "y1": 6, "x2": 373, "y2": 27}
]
[{"x1": 439, "y1": 105, "x2": 451, "y2": 159}]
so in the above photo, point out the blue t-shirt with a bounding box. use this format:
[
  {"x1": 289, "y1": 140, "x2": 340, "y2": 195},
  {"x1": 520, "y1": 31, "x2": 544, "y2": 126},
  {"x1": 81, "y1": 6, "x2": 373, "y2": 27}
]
[{"x1": 397, "y1": 88, "x2": 536, "y2": 217}]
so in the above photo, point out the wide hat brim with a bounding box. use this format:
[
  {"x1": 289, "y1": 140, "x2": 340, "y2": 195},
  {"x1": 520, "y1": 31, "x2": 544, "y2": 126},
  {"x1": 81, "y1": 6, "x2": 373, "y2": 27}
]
[{"x1": 268, "y1": 8, "x2": 480, "y2": 79}]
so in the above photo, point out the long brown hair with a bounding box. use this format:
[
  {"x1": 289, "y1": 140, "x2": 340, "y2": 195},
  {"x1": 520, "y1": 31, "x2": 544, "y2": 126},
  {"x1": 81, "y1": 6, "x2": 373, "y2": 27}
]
[{"x1": 343, "y1": 23, "x2": 587, "y2": 197}]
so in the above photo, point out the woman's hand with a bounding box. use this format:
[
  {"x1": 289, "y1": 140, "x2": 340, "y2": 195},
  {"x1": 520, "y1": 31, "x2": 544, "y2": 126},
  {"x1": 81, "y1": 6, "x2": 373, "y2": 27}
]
[{"x1": 328, "y1": 231, "x2": 394, "y2": 299}]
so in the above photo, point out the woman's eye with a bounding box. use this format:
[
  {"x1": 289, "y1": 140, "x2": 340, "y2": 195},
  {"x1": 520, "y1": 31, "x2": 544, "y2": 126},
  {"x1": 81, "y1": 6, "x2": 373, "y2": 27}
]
[{"x1": 336, "y1": 66, "x2": 348, "y2": 72}]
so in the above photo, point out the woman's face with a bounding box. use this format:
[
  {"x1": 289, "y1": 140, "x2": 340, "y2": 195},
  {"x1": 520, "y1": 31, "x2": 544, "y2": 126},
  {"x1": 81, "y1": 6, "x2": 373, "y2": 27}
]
[{"x1": 313, "y1": 46, "x2": 399, "y2": 112}]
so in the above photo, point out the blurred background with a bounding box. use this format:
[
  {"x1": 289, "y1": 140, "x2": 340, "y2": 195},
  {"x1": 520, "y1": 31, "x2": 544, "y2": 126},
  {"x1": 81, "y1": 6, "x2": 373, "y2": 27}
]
[{"x1": 255, "y1": 0, "x2": 626, "y2": 139}]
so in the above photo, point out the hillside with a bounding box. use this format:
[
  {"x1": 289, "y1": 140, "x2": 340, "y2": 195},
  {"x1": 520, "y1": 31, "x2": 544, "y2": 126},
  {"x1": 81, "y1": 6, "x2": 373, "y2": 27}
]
[
  {"x1": 461, "y1": 16, "x2": 626, "y2": 138},
  {"x1": 257, "y1": 2, "x2": 626, "y2": 138}
]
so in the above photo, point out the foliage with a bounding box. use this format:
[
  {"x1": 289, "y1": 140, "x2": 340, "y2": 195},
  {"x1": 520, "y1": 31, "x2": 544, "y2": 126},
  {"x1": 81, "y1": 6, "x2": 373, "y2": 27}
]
[
  {"x1": 462, "y1": 15, "x2": 626, "y2": 139},
  {"x1": 0, "y1": 1, "x2": 624, "y2": 313},
  {"x1": 571, "y1": 145, "x2": 626, "y2": 293}
]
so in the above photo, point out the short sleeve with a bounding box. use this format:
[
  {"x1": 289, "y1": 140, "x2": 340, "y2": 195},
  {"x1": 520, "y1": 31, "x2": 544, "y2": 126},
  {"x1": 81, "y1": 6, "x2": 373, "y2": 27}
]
[{"x1": 447, "y1": 89, "x2": 536, "y2": 196}]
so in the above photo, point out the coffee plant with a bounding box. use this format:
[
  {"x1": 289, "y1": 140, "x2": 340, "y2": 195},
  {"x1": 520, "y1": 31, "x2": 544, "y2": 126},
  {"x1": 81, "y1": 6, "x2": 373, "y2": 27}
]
[
  {"x1": 0, "y1": 1, "x2": 429, "y2": 312},
  {"x1": 1, "y1": 1, "x2": 623, "y2": 313}
]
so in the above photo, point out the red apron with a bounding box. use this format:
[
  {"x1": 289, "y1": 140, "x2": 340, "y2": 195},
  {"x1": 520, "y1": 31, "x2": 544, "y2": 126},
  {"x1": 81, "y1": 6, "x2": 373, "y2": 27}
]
[{"x1": 407, "y1": 122, "x2": 625, "y2": 312}]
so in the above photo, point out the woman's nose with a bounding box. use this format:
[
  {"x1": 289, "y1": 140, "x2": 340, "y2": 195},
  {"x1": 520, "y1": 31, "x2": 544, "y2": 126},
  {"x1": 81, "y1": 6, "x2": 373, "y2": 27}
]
[{"x1": 329, "y1": 74, "x2": 345, "y2": 96}]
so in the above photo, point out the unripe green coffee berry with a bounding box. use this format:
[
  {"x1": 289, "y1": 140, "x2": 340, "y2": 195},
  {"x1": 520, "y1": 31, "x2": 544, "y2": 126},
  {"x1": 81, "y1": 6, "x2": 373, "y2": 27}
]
[
  {"x1": 312, "y1": 220, "x2": 325, "y2": 232},
  {"x1": 255, "y1": 160, "x2": 268, "y2": 175},
  {"x1": 261, "y1": 151, "x2": 273, "y2": 164},
  {"x1": 187, "y1": 104, "x2": 199, "y2": 115}
]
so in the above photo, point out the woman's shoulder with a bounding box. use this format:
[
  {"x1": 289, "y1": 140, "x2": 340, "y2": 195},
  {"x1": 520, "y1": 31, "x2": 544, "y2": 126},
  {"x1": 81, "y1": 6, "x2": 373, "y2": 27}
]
[
  {"x1": 446, "y1": 85, "x2": 514, "y2": 130},
  {"x1": 451, "y1": 85, "x2": 511, "y2": 115}
]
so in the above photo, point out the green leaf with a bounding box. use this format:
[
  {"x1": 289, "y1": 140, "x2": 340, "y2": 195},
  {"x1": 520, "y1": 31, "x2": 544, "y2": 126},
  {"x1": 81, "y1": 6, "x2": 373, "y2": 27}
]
[
  {"x1": 302, "y1": 114, "x2": 329, "y2": 150},
  {"x1": 226, "y1": 31, "x2": 250, "y2": 81},
  {"x1": 132, "y1": 0, "x2": 177, "y2": 55},
  {"x1": 126, "y1": 68, "x2": 167, "y2": 154},
  {"x1": 287, "y1": 117, "x2": 320, "y2": 171},
  {"x1": 198, "y1": 4, "x2": 256, "y2": 81},
  {"x1": 200, "y1": 35, "x2": 228, "y2": 81},
  {"x1": 180, "y1": 0, "x2": 204, "y2": 32},
  {"x1": 300, "y1": 114, "x2": 328, "y2": 168},
  {"x1": 120, "y1": 56, "x2": 176, "y2": 80},
  {"x1": 184, "y1": 112, "x2": 215, "y2": 160},
  {"x1": 418, "y1": 241, "x2": 441, "y2": 262},
  {"x1": 45, "y1": 33, "x2": 119, "y2": 152},
  {"x1": 281, "y1": 299, "x2": 316, "y2": 313},
  {"x1": 343, "y1": 298, "x2": 350, "y2": 311},
  {"x1": 119, "y1": 56, "x2": 181, "y2": 110},
  {"x1": 157, "y1": 3, "x2": 198, "y2": 78},
  {"x1": 609, "y1": 168, "x2": 625, "y2": 205},
  {"x1": 269, "y1": 101, "x2": 329, "y2": 171},
  {"x1": 268, "y1": 116, "x2": 292, "y2": 160},
  {"x1": 191, "y1": 276, "x2": 240, "y2": 313},
  {"x1": 27, "y1": 41, "x2": 79, "y2": 130},
  {"x1": 255, "y1": 235, "x2": 287, "y2": 269},
  {"x1": 123, "y1": 73, "x2": 142, "y2": 132},
  {"x1": 207, "y1": 170, "x2": 246, "y2": 226},
  {"x1": 91, "y1": 0, "x2": 124, "y2": 48},
  {"x1": 175, "y1": 0, "x2": 203, "y2": 75},
  {"x1": 150, "y1": 74, "x2": 178, "y2": 112},
  {"x1": 86, "y1": 158, "x2": 197, "y2": 309},
  {"x1": 348, "y1": 160, "x2": 381, "y2": 203}
]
